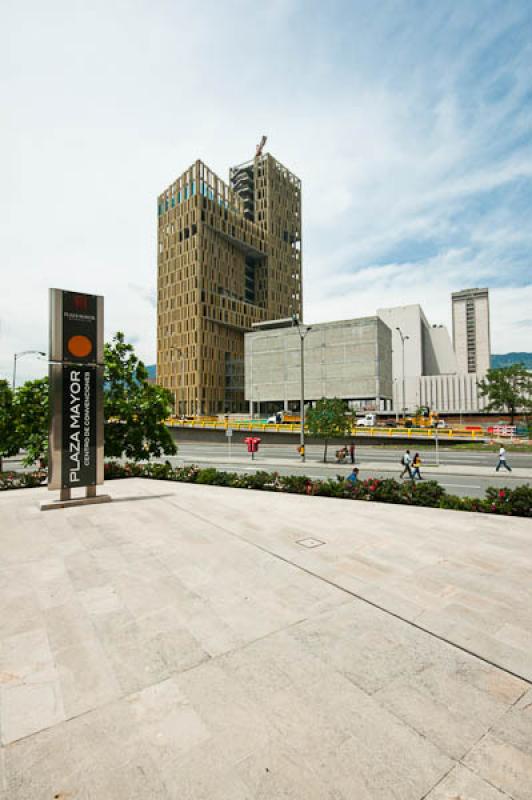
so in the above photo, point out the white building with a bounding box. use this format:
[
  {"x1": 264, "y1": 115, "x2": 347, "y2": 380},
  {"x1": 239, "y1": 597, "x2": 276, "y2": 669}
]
[
  {"x1": 418, "y1": 373, "x2": 487, "y2": 414},
  {"x1": 452, "y1": 288, "x2": 491, "y2": 374},
  {"x1": 378, "y1": 290, "x2": 491, "y2": 414}
]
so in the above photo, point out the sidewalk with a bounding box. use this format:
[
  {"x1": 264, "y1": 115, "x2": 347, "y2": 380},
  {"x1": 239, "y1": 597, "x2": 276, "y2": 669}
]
[
  {"x1": 3, "y1": 479, "x2": 532, "y2": 799},
  {"x1": 171, "y1": 454, "x2": 532, "y2": 481}
]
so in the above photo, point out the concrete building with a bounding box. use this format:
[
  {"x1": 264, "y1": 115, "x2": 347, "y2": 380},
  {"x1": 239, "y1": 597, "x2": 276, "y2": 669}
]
[
  {"x1": 418, "y1": 373, "x2": 487, "y2": 414},
  {"x1": 157, "y1": 152, "x2": 302, "y2": 415},
  {"x1": 378, "y1": 290, "x2": 491, "y2": 414},
  {"x1": 377, "y1": 304, "x2": 458, "y2": 412},
  {"x1": 452, "y1": 287, "x2": 491, "y2": 374},
  {"x1": 244, "y1": 317, "x2": 393, "y2": 413},
  {"x1": 377, "y1": 304, "x2": 457, "y2": 383},
  {"x1": 425, "y1": 325, "x2": 458, "y2": 375}
]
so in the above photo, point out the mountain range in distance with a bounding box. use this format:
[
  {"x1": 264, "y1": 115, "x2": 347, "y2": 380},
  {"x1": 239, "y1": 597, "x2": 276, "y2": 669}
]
[{"x1": 491, "y1": 352, "x2": 532, "y2": 369}]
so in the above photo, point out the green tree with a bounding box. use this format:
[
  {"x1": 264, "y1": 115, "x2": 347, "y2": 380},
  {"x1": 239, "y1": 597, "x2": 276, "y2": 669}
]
[
  {"x1": 0, "y1": 379, "x2": 21, "y2": 471},
  {"x1": 478, "y1": 365, "x2": 532, "y2": 425},
  {"x1": 10, "y1": 334, "x2": 177, "y2": 469},
  {"x1": 104, "y1": 332, "x2": 177, "y2": 460},
  {"x1": 14, "y1": 377, "x2": 49, "y2": 466},
  {"x1": 306, "y1": 397, "x2": 349, "y2": 462}
]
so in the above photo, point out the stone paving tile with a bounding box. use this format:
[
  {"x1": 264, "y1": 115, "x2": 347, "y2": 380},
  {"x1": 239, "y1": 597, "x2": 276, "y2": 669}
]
[
  {"x1": 97, "y1": 615, "x2": 209, "y2": 695},
  {"x1": 44, "y1": 601, "x2": 96, "y2": 651},
  {"x1": 162, "y1": 739, "x2": 253, "y2": 800},
  {"x1": 2, "y1": 696, "x2": 145, "y2": 799},
  {"x1": 236, "y1": 740, "x2": 351, "y2": 800},
  {"x1": 374, "y1": 664, "x2": 521, "y2": 759},
  {"x1": 0, "y1": 592, "x2": 43, "y2": 640},
  {"x1": 461, "y1": 685, "x2": 532, "y2": 799},
  {"x1": 491, "y1": 704, "x2": 532, "y2": 760},
  {"x1": 425, "y1": 764, "x2": 509, "y2": 799},
  {"x1": 464, "y1": 736, "x2": 532, "y2": 800},
  {"x1": 413, "y1": 609, "x2": 532, "y2": 682},
  {"x1": 0, "y1": 679, "x2": 65, "y2": 746},
  {"x1": 495, "y1": 621, "x2": 532, "y2": 654},
  {"x1": 0, "y1": 628, "x2": 66, "y2": 744},
  {"x1": 54, "y1": 636, "x2": 120, "y2": 718}
]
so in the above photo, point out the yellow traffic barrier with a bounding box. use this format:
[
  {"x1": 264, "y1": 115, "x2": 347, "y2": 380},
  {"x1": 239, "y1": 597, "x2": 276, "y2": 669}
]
[{"x1": 165, "y1": 418, "x2": 486, "y2": 441}]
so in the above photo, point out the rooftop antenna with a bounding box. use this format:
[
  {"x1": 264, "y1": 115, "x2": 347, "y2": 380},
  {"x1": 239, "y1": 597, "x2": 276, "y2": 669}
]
[{"x1": 255, "y1": 135, "x2": 267, "y2": 157}]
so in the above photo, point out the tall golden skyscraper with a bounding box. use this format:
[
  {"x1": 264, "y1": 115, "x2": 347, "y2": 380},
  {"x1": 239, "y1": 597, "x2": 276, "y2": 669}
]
[{"x1": 157, "y1": 152, "x2": 302, "y2": 415}]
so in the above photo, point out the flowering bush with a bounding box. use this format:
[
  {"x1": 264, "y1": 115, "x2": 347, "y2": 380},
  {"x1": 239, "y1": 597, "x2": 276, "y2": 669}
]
[
  {"x1": 3, "y1": 461, "x2": 531, "y2": 517},
  {"x1": 276, "y1": 474, "x2": 310, "y2": 494},
  {"x1": 235, "y1": 471, "x2": 277, "y2": 491},
  {"x1": 484, "y1": 485, "x2": 532, "y2": 516},
  {"x1": 0, "y1": 471, "x2": 46, "y2": 490},
  {"x1": 196, "y1": 468, "x2": 241, "y2": 487},
  {"x1": 406, "y1": 480, "x2": 446, "y2": 507}
]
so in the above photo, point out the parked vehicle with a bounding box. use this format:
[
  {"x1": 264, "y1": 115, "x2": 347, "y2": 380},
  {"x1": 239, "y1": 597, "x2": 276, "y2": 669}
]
[
  {"x1": 356, "y1": 413, "x2": 377, "y2": 427},
  {"x1": 267, "y1": 411, "x2": 301, "y2": 424},
  {"x1": 404, "y1": 406, "x2": 445, "y2": 428}
]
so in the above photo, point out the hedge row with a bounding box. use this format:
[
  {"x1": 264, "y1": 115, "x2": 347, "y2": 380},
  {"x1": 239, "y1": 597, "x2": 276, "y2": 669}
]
[
  {"x1": 2, "y1": 463, "x2": 530, "y2": 517},
  {"x1": 104, "y1": 461, "x2": 530, "y2": 516},
  {"x1": 0, "y1": 471, "x2": 47, "y2": 490}
]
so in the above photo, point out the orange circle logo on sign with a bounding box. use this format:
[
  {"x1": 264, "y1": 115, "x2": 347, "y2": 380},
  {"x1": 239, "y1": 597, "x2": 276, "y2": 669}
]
[{"x1": 67, "y1": 335, "x2": 93, "y2": 358}]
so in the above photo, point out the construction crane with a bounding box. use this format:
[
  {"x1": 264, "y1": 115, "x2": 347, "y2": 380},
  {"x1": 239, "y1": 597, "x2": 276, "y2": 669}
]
[{"x1": 255, "y1": 135, "x2": 267, "y2": 157}]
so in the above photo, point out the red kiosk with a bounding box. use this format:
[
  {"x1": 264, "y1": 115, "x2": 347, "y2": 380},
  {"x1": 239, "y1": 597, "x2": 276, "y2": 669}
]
[{"x1": 245, "y1": 436, "x2": 261, "y2": 460}]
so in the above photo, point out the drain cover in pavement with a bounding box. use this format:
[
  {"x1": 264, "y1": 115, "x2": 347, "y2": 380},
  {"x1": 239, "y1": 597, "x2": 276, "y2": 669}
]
[{"x1": 296, "y1": 537, "x2": 325, "y2": 548}]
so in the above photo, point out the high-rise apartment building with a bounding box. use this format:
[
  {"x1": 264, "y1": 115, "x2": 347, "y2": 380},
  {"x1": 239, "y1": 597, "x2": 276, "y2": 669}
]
[
  {"x1": 452, "y1": 288, "x2": 491, "y2": 374},
  {"x1": 157, "y1": 153, "x2": 302, "y2": 415}
]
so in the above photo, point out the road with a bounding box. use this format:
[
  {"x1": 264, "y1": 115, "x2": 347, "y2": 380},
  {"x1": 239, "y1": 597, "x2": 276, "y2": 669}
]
[
  {"x1": 162, "y1": 442, "x2": 530, "y2": 498},
  {"x1": 4, "y1": 442, "x2": 530, "y2": 499},
  {"x1": 171, "y1": 441, "x2": 532, "y2": 468}
]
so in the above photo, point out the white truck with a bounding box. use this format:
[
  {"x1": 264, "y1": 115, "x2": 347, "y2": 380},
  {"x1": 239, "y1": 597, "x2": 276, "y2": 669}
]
[{"x1": 356, "y1": 413, "x2": 377, "y2": 428}]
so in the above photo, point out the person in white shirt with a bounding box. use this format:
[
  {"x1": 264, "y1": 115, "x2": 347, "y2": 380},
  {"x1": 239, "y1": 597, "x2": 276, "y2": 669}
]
[
  {"x1": 400, "y1": 449, "x2": 413, "y2": 479},
  {"x1": 496, "y1": 446, "x2": 512, "y2": 472}
]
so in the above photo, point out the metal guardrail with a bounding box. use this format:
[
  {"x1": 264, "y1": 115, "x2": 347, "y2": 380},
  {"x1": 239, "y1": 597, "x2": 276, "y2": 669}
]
[{"x1": 166, "y1": 419, "x2": 484, "y2": 439}]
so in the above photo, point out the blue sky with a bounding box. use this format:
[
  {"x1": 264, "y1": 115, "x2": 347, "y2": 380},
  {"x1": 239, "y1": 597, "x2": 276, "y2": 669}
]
[{"x1": 1, "y1": 0, "x2": 531, "y2": 382}]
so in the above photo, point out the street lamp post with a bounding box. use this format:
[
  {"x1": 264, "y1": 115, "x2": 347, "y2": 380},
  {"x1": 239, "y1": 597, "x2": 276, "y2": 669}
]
[
  {"x1": 248, "y1": 336, "x2": 254, "y2": 422},
  {"x1": 173, "y1": 348, "x2": 184, "y2": 417},
  {"x1": 395, "y1": 328, "x2": 409, "y2": 422},
  {"x1": 12, "y1": 350, "x2": 46, "y2": 389},
  {"x1": 292, "y1": 315, "x2": 312, "y2": 462}
]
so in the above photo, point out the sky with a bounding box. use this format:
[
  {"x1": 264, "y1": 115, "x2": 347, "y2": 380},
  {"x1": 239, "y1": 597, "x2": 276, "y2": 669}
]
[{"x1": 1, "y1": 0, "x2": 531, "y2": 383}]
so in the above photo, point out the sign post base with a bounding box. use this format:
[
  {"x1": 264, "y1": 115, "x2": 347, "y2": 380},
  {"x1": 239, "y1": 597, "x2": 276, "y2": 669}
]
[{"x1": 40, "y1": 486, "x2": 111, "y2": 511}]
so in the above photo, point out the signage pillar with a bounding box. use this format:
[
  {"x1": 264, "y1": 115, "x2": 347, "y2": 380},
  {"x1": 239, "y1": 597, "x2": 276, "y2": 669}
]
[{"x1": 41, "y1": 289, "x2": 111, "y2": 510}]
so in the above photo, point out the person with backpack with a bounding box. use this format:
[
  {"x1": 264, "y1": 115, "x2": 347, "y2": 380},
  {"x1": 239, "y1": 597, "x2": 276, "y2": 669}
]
[
  {"x1": 411, "y1": 452, "x2": 423, "y2": 480},
  {"x1": 400, "y1": 449, "x2": 413, "y2": 479},
  {"x1": 496, "y1": 446, "x2": 512, "y2": 472}
]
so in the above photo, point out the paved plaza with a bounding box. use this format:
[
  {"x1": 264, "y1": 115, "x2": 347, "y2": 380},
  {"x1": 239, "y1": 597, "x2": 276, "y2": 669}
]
[{"x1": 1, "y1": 480, "x2": 532, "y2": 799}]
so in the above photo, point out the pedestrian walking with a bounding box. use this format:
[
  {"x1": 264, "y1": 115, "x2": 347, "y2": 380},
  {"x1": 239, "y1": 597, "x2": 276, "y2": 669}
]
[
  {"x1": 496, "y1": 446, "x2": 512, "y2": 472},
  {"x1": 400, "y1": 449, "x2": 413, "y2": 479},
  {"x1": 412, "y1": 452, "x2": 423, "y2": 480},
  {"x1": 346, "y1": 467, "x2": 359, "y2": 485},
  {"x1": 349, "y1": 443, "x2": 355, "y2": 464}
]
